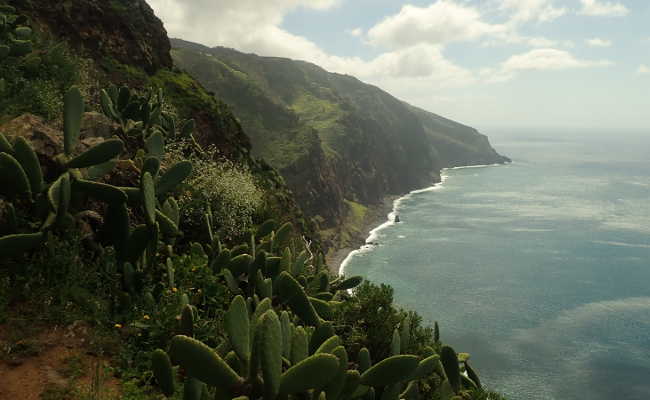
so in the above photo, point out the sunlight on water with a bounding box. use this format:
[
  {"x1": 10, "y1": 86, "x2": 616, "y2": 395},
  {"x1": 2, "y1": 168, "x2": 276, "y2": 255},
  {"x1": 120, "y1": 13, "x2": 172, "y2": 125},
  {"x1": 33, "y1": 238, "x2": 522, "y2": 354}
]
[{"x1": 344, "y1": 134, "x2": 650, "y2": 400}]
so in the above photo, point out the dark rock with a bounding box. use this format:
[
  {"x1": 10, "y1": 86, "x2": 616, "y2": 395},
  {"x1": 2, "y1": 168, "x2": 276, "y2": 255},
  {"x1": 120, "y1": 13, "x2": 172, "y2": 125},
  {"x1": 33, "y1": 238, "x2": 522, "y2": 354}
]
[
  {"x1": 1, "y1": 113, "x2": 65, "y2": 180},
  {"x1": 10, "y1": 0, "x2": 173, "y2": 74},
  {"x1": 80, "y1": 112, "x2": 118, "y2": 140}
]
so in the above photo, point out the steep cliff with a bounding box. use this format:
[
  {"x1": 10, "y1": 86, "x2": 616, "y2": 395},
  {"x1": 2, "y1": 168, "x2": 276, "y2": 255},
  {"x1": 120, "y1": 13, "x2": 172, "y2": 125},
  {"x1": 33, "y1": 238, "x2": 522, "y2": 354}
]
[
  {"x1": 3, "y1": 0, "x2": 318, "y2": 244},
  {"x1": 170, "y1": 39, "x2": 509, "y2": 248}
]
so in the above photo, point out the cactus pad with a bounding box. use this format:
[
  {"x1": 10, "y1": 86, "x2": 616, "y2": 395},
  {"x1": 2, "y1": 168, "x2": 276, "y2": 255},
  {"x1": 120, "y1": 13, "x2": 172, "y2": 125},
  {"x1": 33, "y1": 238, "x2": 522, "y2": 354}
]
[
  {"x1": 168, "y1": 335, "x2": 242, "y2": 392},
  {"x1": 359, "y1": 355, "x2": 419, "y2": 387},
  {"x1": 279, "y1": 353, "x2": 339, "y2": 395}
]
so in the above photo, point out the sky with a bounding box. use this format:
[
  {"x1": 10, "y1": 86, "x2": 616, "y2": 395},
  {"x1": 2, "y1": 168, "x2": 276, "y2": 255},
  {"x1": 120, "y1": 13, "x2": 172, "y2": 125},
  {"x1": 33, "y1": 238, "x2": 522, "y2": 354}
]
[{"x1": 147, "y1": 0, "x2": 649, "y2": 133}]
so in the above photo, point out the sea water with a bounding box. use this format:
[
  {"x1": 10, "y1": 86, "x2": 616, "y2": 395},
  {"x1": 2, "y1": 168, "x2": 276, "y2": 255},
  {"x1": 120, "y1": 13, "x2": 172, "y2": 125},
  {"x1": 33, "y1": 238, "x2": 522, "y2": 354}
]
[{"x1": 341, "y1": 131, "x2": 650, "y2": 400}]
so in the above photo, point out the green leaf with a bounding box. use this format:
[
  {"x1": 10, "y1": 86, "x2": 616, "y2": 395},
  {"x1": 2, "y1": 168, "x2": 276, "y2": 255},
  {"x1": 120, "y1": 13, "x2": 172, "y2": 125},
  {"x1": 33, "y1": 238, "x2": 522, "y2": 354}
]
[
  {"x1": 0, "y1": 152, "x2": 31, "y2": 200},
  {"x1": 359, "y1": 355, "x2": 419, "y2": 387},
  {"x1": 277, "y1": 271, "x2": 321, "y2": 326},
  {"x1": 168, "y1": 335, "x2": 242, "y2": 393},
  {"x1": 156, "y1": 161, "x2": 192, "y2": 197},
  {"x1": 141, "y1": 172, "x2": 156, "y2": 227},
  {"x1": 66, "y1": 139, "x2": 123, "y2": 169},
  {"x1": 73, "y1": 179, "x2": 127, "y2": 204},
  {"x1": 0, "y1": 232, "x2": 44, "y2": 258},
  {"x1": 224, "y1": 295, "x2": 250, "y2": 363},
  {"x1": 0, "y1": 132, "x2": 12, "y2": 154},
  {"x1": 279, "y1": 353, "x2": 339, "y2": 395},
  {"x1": 12, "y1": 137, "x2": 42, "y2": 194},
  {"x1": 151, "y1": 349, "x2": 175, "y2": 397},
  {"x1": 63, "y1": 87, "x2": 84, "y2": 156},
  {"x1": 259, "y1": 310, "x2": 283, "y2": 400},
  {"x1": 145, "y1": 130, "x2": 165, "y2": 158}
]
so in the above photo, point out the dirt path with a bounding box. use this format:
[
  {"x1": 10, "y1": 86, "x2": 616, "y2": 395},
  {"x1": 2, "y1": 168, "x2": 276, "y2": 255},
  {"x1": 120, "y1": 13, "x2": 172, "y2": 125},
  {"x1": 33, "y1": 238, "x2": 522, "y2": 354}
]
[{"x1": 0, "y1": 323, "x2": 119, "y2": 400}]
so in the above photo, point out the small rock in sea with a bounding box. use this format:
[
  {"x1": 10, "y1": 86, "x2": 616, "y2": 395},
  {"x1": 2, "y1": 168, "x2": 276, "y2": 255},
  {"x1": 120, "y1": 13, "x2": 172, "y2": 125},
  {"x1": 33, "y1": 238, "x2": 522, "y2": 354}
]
[{"x1": 395, "y1": 215, "x2": 400, "y2": 223}]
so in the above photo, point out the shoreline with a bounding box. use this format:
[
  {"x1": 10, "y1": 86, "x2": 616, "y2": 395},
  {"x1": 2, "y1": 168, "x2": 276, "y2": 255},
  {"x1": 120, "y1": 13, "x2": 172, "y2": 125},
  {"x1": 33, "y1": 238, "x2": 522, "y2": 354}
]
[
  {"x1": 329, "y1": 162, "x2": 507, "y2": 276},
  {"x1": 325, "y1": 195, "x2": 398, "y2": 275}
]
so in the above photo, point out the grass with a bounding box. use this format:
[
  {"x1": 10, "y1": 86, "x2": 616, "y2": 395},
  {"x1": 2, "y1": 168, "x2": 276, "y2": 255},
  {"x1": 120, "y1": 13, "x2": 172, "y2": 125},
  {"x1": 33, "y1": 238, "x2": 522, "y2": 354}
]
[{"x1": 289, "y1": 90, "x2": 346, "y2": 158}]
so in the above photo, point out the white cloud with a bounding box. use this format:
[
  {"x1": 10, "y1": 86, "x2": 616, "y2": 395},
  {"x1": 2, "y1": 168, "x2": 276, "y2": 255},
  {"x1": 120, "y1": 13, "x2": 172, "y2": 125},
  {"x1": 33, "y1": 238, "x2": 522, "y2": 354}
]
[
  {"x1": 147, "y1": 0, "x2": 339, "y2": 51},
  {"x1": 502, "y1": 48, "x2": 613, "y2": 70},
  {"x1": 364, "y1": 44, "x2": 474, "y2": 81},
  {"x1": 483, "y1": 35, "x2": 574, "y2": 49},
  {"x1": 347, "y1": 28, "x2": 363, "y2": 37},
  {"x1": 484, "y1": 48, "x2": 613, "y2": 82},
  {"x1": 497, "y1": 0, "x2": 567, "y2": 23},
  {"x1": 586, "y1": 38, "x2": 613, "y2": 47},
  {"x1": 367, "y1": 2, "x2": 507, "y2": 48},
  {"x1": 148, "y1": 0, "x2": 476, "y2": 90},
  {"x1": 638, "y1": 65, "x2": 650, "y2": 75},
  {"x1": 579, "y1": 0, "x2": 629, "y2": 17}
]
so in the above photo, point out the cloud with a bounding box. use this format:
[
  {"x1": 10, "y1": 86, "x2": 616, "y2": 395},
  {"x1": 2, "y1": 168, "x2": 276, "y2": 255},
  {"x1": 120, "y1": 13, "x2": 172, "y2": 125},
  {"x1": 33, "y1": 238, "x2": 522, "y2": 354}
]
[
  {"x1": 484, "y1": 48, "x2": 613, "y2": 82},
  {"x1": 638, "y1": 65, "x2": 650, "y2": 75},
  {"x1": 579, "y1": 0, "x2": 629, "y2": 17},
  {"x1": 147, "y1": 0, "x2": 340, "y2": 52},
  {"x1": 586, "y1": 38, "x2": 613, "y2": 47},
  {"x1": 147, "y1": 0, "x2": 479, "y2": 90},
  {"x1": 367, "y1": 1, "x2": 507, "y2": 48},
  {"x1": 483, "y1": 35, "x2": 574, "y2": 49},
  {"x1": 497, "y1": 0, "x2": 567, "y2": 23},
  {"x1": 347, "y1": 28, "x2": 363, "y2": 37},
  {"x1": 364, "y1": 44, "x2": 474, "y2": 81},
  {"x1": 502, "y1": 48, "x2": 613, "y2": 70}
]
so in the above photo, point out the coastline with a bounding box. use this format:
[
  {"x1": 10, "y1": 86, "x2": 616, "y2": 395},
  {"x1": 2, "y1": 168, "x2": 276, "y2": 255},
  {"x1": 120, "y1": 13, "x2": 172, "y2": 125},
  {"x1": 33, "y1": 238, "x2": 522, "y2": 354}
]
[
  {"x1": 329, "y1": 162, "x2": 507, "y2": 276},
  {"x1": 325, "y1": 196, "x2": 398, "y2": 275}
]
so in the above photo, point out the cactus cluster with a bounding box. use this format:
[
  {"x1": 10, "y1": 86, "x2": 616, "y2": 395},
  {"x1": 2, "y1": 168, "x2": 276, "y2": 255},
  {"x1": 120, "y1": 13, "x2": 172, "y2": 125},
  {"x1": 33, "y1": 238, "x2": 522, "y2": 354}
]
[
  {"x1": 151, "y1": 286, "x2": 483, "y2": 400},
  {"x1": 201, "y1": 218, "x2": 364, "y2": 325},
  {"x1": 0, "y1": 87, "x2": 126, "y2": 257},
  {"x1": 152, "y1": 294, "x2": 431, "y2": 400},
  {"x1": 0, "y1": 86, "x2": 192, "y2": 271},
  {"x1": 0, "y1": 4, "x2": 34, "y2": 59},
  {"x1": 148, "y1": 216, "x2": 485, "y2": 400},
  {"x1": 100, "y1": 84, "x2": 200, "y2": 151}
]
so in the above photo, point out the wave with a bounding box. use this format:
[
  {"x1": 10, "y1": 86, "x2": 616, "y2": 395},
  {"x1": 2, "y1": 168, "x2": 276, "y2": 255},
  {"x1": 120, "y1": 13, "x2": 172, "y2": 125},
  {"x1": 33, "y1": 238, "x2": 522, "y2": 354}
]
[
  {"x1": 339, "y1": 163, "x2": 508, "y2": 276},
  {"x1": 592, "y1": 240, "x2": 650, "y2": 249},
  {"x1": 444, "y1": 162, "x2": 506, "y2": 170}
]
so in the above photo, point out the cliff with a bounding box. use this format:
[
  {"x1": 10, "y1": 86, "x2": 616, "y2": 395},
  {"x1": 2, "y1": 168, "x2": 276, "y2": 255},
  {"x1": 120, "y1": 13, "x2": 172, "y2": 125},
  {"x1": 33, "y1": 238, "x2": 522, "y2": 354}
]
[{"x1": 169, "y1": 40, "x2": 509, "y2": 250}]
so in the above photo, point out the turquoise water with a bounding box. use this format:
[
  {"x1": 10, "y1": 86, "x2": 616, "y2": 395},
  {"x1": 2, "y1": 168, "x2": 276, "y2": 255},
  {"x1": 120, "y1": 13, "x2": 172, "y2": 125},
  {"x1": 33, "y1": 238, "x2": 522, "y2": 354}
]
[{"x1": 342, "y1": 133, "x2": 650, "y2": 400}]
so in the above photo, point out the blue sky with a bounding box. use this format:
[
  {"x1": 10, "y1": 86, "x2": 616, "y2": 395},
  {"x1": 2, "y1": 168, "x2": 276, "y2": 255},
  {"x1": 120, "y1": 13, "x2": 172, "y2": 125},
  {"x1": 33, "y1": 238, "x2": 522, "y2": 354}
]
[{"x1": 149, "y1": 0, "x2": 649, "y2": 133}]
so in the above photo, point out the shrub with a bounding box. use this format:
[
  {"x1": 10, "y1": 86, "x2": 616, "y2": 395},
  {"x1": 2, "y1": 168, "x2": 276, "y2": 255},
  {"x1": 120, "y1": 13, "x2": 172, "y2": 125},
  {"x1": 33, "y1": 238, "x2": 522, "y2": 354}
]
[{"x1": 166, "y1": 142, "x2": 264, "y2": 239}]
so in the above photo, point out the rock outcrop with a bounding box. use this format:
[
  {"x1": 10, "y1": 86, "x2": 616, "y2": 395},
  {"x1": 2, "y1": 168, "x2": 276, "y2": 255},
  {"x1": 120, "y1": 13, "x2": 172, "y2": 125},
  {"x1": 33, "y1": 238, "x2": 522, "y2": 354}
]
[{"x1": 13, "y1": 0, "x2": 172, "y2": 74}]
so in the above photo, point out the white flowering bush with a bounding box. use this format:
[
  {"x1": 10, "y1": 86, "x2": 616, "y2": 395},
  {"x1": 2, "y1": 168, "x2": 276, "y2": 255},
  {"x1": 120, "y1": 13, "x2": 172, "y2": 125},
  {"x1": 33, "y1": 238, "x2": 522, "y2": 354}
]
[{"x1": 165, "y1": 143, "x2": 264, "y2": 239}]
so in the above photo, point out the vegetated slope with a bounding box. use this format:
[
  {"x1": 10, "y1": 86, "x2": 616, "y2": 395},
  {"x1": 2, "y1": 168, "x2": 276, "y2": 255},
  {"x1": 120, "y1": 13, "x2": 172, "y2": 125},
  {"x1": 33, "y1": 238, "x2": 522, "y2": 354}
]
[
  {"x1": 0, "y1": 2, "x2": 509, "y2": 400},
  {"x1": 2, "y1": 0, "x2": 318, "y2": 244},
  {"x1": 170, "y1": 39, "x2": 509, "y2": 249}
]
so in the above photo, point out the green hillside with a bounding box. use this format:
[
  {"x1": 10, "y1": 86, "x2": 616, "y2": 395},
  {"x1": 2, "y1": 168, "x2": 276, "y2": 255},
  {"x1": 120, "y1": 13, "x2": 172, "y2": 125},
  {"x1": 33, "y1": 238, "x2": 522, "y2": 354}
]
[{"x1": 170, "y1": 40, "x2": 509, "y2": 252}]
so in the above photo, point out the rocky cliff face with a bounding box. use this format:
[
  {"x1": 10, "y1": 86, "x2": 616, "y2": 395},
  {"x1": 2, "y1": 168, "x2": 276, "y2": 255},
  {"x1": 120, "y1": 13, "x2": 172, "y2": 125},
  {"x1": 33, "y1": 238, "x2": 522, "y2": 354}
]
[
  {"x1": 170, "y1": 40, "x2": 509, "y2": 244},
  {"x1": 12, "y1": 0, "x2": 172, "y2": 74}
]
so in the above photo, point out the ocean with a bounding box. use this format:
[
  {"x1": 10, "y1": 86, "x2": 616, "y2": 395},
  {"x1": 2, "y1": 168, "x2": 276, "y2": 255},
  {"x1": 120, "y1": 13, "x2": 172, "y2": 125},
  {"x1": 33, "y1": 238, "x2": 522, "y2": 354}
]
[{"x1": 341, "y1": 131, "x2": 650, "y2": 400}]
